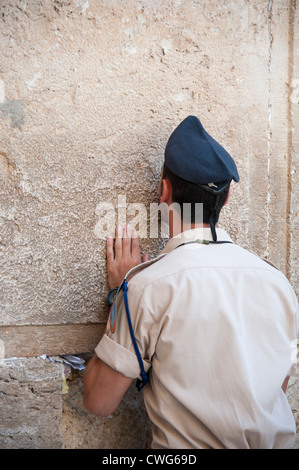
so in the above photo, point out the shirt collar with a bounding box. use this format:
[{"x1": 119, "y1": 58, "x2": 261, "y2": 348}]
[{"x1": 161, "y1": 227, "x2": 233, "y2": 254}]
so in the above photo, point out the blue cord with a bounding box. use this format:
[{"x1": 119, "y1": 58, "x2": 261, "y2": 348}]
[{"x1": 122, "y1": 280, "x2": 149, "y2": 391}]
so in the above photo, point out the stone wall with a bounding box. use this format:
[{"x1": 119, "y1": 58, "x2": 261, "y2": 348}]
[{"x1": 0, "y1": 0, "x2": 298, "y2": 449}]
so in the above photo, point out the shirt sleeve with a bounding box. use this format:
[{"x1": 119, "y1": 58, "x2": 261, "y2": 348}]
[{"x1": 95, "y1": 282, "x2": 155, "y2": 379}]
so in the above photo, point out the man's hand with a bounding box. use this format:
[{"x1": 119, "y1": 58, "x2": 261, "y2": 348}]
[{"x1": 106, "y1": 225, "x2": 148, "y2": 289}]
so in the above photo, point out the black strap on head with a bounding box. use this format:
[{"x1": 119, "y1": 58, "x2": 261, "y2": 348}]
[
  {"x1": 209, "y1": 193, "x2": 220, "y2": 242},
  {"x1": 210, "y1": 219, "x2": 217, "y2": 242},
  {"x1": 198, "y1": 182, "x2": 231, "y2": 243}
]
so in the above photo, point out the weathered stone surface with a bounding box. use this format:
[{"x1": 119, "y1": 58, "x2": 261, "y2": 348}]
[
  {"x1": 0, "y1": 0, "x2": 253, "y2": 329},
  {"x1": 0, "y1": 324, "x2": 104, "y2": 358},
  {"x1": 60, "y1": 364, "x2": 152, "y2": 449},
  {"x1": 0, "y1": 357, "x2": 63, "y2": 449},
  {"x1": 287, "y1": 369, "x2": 299, "y2": 449},
  {"x1": 289, "y1": 0, "x2": 299, "y2": 297}
]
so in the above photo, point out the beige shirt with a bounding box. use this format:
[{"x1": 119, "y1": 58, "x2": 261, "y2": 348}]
[{"x1": 96, "y1": 228, "x2": 298, "y2": 449}]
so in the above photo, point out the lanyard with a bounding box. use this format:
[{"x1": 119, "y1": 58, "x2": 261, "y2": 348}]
[
  {"x1": 175, "y1": 239, "x2": 233, "y2": 249},
  {"x1": 121, "y1": 279, "x2": 149, "y2": 391}
]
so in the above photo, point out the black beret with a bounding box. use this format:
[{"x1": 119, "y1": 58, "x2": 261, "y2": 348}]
[{"x1": 164, "y1": 116, "x2": 239, "y2": 193}]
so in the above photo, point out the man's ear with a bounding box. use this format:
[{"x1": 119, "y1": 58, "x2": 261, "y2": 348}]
[
  {"x1": 224, "y1": 188, "x2": 231, "y2": 206},
  {"x1": 160, "y1": 178, "x2": 172, "y2": 204}
]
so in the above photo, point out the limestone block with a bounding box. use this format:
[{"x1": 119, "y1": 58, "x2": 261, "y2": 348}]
[
  {"x1": 0, "y1": 357, "x2": 63, "y2": 449},
  {"x1": 287, "y1": 370, "x2": 299, "y2": 449},
  {"x1": 0, "y1": 0, "x2": 253, "y2": 330},
  {"x1": 289, "y1": 0, "x2": 299, "y2": 297}
]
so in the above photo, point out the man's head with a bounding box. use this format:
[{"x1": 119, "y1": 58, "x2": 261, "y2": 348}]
[
  {"x1": 160, "y1": 116, "x2": 239, "y2": 241},
  {"x1": 160, "y1": 162, "x2": 230, "y2": 226}
]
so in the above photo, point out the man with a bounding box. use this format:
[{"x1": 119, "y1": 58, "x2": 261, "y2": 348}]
[{"x1": 83, "y1": 116, "x2": 298, "y2": 449}]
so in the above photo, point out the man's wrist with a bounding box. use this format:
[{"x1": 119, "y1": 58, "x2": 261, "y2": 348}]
[{"x1": 107, "y1": 287, "x2": 119, "y2": 306}]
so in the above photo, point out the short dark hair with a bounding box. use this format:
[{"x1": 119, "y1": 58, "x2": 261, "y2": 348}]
[{"x1": 162, "y1": 163, "x2": 229, "y2": 225}]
